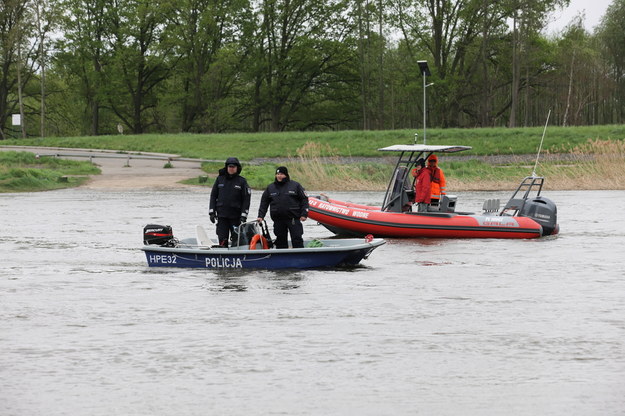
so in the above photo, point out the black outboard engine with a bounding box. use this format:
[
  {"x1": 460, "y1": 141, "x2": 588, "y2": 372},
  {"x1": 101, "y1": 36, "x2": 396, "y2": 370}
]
[
  {"x1": 519, "y1": 197, "x2": 558, "y2": 236},
  {"x1": 143, "y1": 224, "x2": 176, "y2": 246}
]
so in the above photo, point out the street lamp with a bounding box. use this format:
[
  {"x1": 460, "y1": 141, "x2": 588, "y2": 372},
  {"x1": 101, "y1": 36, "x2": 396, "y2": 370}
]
[{"x1": 418, "y1": 60, "x2": 432, "y2": 144}]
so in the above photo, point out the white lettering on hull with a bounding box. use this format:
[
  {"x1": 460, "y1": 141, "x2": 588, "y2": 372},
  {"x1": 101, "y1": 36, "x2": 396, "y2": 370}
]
[
  {"x1": 204, "y1": 257, "x2": 243, "y2": 269},
  {"x1": 314, "y1": 200, "x2": 370, "y2": 219},
  {"x1": 477, "y1": 216, "x2": 519, "y2": 227},
  {"x1": 318, "y1": 202, "x2": 350, "y2": 215},
  {"x1": 351, "y1": 210, "x2": 370, "y2": 219},
  {"x1": 149, "y1": 254, "x2": 177, "y2": 264},
  {"x1": 148, "y1": 253, "x2": 244, "y2": 268}
]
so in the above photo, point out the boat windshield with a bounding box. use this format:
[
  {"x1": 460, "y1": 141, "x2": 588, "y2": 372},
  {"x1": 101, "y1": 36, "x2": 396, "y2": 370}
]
[{"x1": 379, "y1": 144, "x2": 471, "y2": 212}]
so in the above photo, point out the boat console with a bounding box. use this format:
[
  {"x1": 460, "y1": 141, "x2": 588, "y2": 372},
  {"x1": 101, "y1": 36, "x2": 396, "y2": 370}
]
[{"x1": 434, "y1": 194, "x2": 457, "y2": 212}]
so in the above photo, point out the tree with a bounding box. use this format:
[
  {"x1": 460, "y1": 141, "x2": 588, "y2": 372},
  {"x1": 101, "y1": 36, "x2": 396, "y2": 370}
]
[
  {"x1": 33, "y1": 0, "x2": 61, "y2": 137},
  {"x1": 56, "y1": 0, "x2": 113, "y2": 135},
  {"x1": 104, "y1": 0, "x2": 177, "y2": 134},
  {"x1": 0, "y1": 0, "x2": 35, "y2": 139},
  {"x1": 505, "y1": 0, "x2": 569, "y2": 127},
  {"x1": 166, "y1": 0, "x2": 250, "y2": 132},
  {"x1": 392, "y1": 0, "x2": 508, "y2": 127},
  {"x1": 597, "y1": 0, "x2": 625, "y2": 123},
  {"x1": 249, "y1": 0, "x2": 353, "y2": 131}
]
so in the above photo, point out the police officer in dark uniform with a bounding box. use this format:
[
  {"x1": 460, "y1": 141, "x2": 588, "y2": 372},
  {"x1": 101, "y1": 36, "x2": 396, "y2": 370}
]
[
  {"x1": 209, "y1": 157, "x2": 251, "y2": 247},
  {"x1": 256, "y1": 166, "x2": 309, "y2": 249}
]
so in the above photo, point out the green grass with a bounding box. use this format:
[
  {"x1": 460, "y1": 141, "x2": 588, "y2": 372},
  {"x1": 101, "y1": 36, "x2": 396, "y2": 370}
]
[
  {"x1": 4, "y1": 125, "x2": 625, "y2": 161},
  {"x1": 184, "y1": 160, "x2": 394, "y2": 190},
  {"x1": 3, "y1": 125, "x2": 625, "y2": 191},
  {"x1": 182, "y1": 162, "x2": 284, "y2": 189},
  {"x1": 0, "y1": 151, "x2": 100, "y2": 193},
  {"x1": 444, "y1": 159, "x2": 528, "y2": 180}
]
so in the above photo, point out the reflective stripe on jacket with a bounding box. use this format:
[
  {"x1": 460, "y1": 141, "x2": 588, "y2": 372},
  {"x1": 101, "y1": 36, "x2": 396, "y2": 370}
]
[
  {"x1": 430, "y1": 167, "x2": 446, "y2": 199},
  {"x1": 209, "y1": 173, "x2": 251, "y2": 219}
]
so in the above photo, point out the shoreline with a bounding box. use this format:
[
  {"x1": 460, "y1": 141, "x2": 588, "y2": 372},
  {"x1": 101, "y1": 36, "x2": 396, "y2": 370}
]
[
  {"x1": 1, "y1": 145, "x2": 206, "y2": 190},
  {"x1": 0, "y1": 145, "x2": 606, "y2": 191}
]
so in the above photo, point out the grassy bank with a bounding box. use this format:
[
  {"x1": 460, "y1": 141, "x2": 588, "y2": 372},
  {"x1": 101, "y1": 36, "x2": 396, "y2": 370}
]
[
  {"x1": 0, "y1": 151, "x2": 100, "y2": 193},
  {"x1": 2, "y1": 125, "x2": 625, "y2": 191},
  {"x1": 187, "y1": 139, "x2": 625, "y2": 191},
  {"x1": 3, "y1": 125, "x2": 625, "y2": 160}
]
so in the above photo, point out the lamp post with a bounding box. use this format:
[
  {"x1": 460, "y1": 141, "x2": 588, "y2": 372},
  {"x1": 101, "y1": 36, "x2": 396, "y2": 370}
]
[{"x1": 418, "y1": 60, "x2": 432, "y2": 144}]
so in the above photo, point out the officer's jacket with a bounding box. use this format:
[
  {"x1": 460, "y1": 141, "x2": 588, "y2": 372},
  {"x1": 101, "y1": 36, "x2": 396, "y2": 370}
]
[
  {"x1": 209, "y1": 171, "x2": 251, "y2": 219},
  {"x1": 258, "y1": 179, "x2": 308, "y2": 220}
]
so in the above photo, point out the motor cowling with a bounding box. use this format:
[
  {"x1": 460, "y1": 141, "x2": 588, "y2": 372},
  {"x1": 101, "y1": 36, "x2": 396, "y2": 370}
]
[
  {"x1": 143, "y1": 224, "x2": 175, "y2": 246},
  {"x1": 519, "y1": 196, "x2": 558, "y2": 236}
]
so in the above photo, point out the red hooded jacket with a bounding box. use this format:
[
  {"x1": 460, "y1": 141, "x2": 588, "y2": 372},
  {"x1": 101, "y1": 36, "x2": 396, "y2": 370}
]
[{"x1": 412, "y1": 166, "x2": 432, "y2": 204}]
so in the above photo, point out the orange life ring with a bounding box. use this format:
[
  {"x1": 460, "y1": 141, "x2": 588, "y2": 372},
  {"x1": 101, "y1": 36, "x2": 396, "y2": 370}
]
[{"x1": 249, "y1": 234, "x2": 269, "y2": 250}]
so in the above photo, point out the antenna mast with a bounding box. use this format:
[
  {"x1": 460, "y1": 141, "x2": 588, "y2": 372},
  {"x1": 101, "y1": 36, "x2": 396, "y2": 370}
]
[{"x1": 532, "y1": 109, "x2": 551, "y2": 177}]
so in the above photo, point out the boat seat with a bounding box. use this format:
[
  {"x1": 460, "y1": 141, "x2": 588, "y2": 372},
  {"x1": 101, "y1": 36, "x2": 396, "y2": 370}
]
[
  {"x1": 482, "y1": 198, "x2": 500, "y2": 213},
  {"x1": 196, "y1": 225, "x2": 212, "y2": 248},
  {"x1": 501, "y1": 198, "x2": 525, "y2": 213}
]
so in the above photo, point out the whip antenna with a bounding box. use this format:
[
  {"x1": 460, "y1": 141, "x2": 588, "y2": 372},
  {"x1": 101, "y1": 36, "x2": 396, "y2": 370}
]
[{"x1": 532, "y1": 109, "x2": 551, "y2": 177}]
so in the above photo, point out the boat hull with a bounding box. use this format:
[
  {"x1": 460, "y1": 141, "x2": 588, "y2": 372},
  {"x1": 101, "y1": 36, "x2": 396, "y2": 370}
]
[
  {"x1": 308, "y1": 197, "x2": 545, "y2": 239},
  {"x1": 142, "y1": 238, "x2": 385, "y2": 269}
]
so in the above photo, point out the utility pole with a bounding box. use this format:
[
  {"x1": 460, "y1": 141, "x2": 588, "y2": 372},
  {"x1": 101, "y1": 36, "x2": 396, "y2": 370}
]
[{"x1": 418, "y1": 61, "x2": 432, "y2": 144}]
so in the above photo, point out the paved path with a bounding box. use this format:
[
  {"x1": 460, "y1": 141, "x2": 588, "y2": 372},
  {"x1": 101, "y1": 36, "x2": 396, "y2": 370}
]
[{"x1": 1, "y1": 146, "x2": 208, "y2": 190}]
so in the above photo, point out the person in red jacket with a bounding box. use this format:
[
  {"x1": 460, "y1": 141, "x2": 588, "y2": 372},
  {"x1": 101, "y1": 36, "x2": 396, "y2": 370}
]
[
  {"x1": 411, "y1": 158, "x2": 431, "y2": 212},
  {"x1": 427, "y1": 154, "x2": 446, "y2": 208}
]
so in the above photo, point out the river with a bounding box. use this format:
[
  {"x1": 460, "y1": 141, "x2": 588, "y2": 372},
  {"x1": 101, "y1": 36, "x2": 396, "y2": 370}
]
[{"x1": 1, "y1": 188, "x2": 624, "y2": 415}]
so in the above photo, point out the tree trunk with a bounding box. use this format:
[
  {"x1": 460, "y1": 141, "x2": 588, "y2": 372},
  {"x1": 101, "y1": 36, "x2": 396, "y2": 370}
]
[
  {"x1": 357, "y1": 0, "x2": 368, "y2": 130},
  {"x1": 133, "y1": 57, "x2": 145, "y2": 134},
  {"x1": 252, "y1": 76, "x2": 262, "y2": 132},
  {"x1": 91, "y1": 99, "x2": 100, "y2": 135},
  {"x1": 35, "y1": 2, "x2": 46, "y2": 138},
  {"x1": 271, "y1": 104, "x2": 281, "y2": 131},
  {"x1": 480, "y1": 0, "x2": 491, "y2": 127},
  {"x1": 39, "y1": 35, "x2": 45, "y2": 137},
  {"x1": 377, "y1": 0, "x2": 384, "y2": 130},
  {"x1": 563, "y1": 52, "x2": 575, "y2": 127},
  {"x1": 524, "y1": 65, "x2": 529, "y2": 127},
  {"x1": 17, "y1": 38, "x2": 27, "y2": 138},
  {"x1": 509, "y1": 12, "x2": 519, "y2": 128},
  {"x1": 134, "y1": 92, "x2": 143, "y2": 134}
]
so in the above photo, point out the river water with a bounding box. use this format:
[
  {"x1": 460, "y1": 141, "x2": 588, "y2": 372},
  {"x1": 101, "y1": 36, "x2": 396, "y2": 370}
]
[{"x1": 1, "y1": 188, "x2": 624, "y2": 415}]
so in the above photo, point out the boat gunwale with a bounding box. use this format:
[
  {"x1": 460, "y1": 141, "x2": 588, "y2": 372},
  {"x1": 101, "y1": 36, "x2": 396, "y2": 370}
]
[{"x1": 141, "y1": 238, "x2": 386, "y2": 255}]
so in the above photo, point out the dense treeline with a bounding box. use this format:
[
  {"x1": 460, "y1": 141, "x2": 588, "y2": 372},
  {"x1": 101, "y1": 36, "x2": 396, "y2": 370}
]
[{"x1": 1, "y1": 0, "x2": 625, "y2": 139}]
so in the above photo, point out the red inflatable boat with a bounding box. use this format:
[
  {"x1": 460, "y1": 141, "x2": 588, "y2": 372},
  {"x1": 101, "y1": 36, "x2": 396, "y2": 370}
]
[{"x1": 308, "y1": 145, "x2": 559, "y2": 239}]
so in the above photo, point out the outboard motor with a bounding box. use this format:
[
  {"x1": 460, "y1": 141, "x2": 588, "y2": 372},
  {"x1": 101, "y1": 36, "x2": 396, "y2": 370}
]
[
  {"x1": 518, "y1": 197, "x2": 558, "y2": 236},
  {"x1": 143, "y1": 224, "x2": 176, "y2": 246}
]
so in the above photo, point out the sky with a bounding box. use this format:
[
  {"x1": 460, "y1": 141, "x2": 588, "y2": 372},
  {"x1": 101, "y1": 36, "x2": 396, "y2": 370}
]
[{"x1": 545, "y1": 0, "x2": 614, "y2": 33}]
